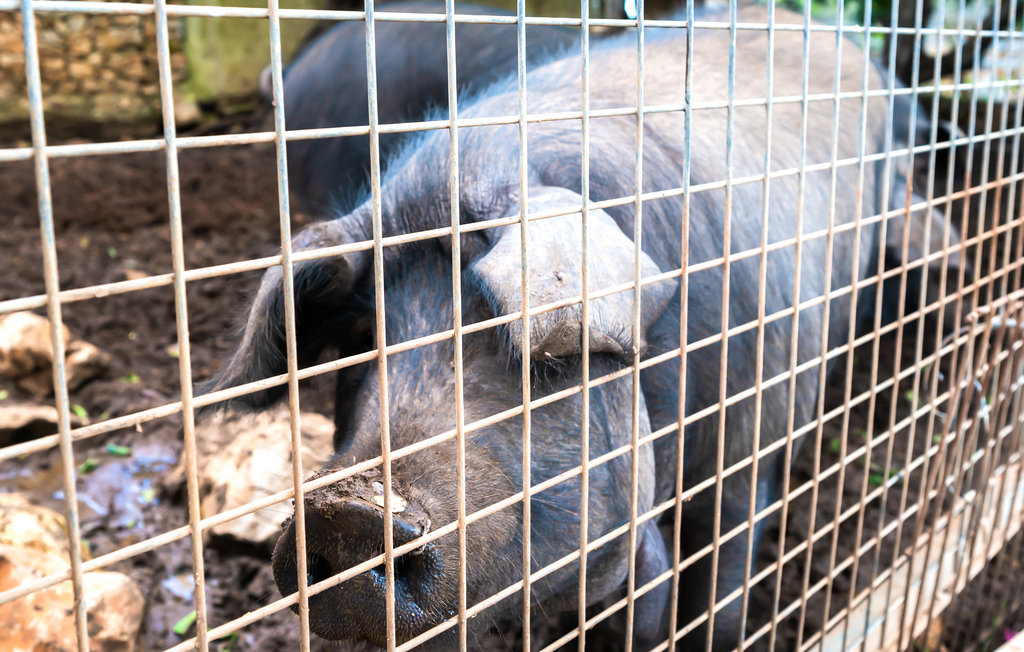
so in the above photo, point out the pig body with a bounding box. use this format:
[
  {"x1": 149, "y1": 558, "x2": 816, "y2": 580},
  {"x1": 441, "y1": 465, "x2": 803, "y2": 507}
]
[
  {"x1": 206, "y1": 8, "x2": 894, "y2": 650},
  {"x1": 277, "y1": 1, "x2": 577, "y2": 213}
]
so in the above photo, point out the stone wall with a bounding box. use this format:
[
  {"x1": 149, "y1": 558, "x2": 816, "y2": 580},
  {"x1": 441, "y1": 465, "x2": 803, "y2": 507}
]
[
  {"x1": 0, "y1": 3, "x2": 188, "y2": 133},
  {"x1": 0, "y1": 0, "x2": 630, "y2": 138},
  {"x1": 0, "y1": 0, "x2": 317, "y2": 137}
]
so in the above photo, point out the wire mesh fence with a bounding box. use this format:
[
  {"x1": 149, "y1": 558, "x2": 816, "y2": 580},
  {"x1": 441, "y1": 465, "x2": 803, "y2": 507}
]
[{"x1": 0, "y1": 0, "x2": 1022, "y2": 651}]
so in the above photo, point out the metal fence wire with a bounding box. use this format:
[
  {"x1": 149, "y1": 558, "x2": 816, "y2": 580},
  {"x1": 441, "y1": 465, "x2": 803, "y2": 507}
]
[{"x1": 0, "y1": 0, "x2": 1023, "y2": 651}]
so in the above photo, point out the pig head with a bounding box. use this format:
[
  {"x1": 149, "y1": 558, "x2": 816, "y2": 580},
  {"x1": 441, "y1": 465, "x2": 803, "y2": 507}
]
[{"x1": 202, "y1": 189, "x2": 676, "y2": 647}]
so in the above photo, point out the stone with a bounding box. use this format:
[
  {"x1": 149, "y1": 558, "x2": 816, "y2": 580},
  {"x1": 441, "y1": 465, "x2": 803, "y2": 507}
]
[
  {"x1": 68, "y1": 37, "x2": 92, "y2": 58},
  {"x1": 108, "y1": 51, "x2": 147, "y2": 81},
  {"x1": 97, "y1": 26, "x2": 143, "y2": 50},
  {"x1": 67, "y1": 60, "x2": 92, "y2": 79},
  {"x1": 79, "y1": 75, "x2": 102, "y2": 93},
  {"x1": 174, "y1": 94, "x2": 201, "y2": 127},
  {"x1": 0, "y1": 312, "x2": 69, "y2": 382},
  {"x1": 37, "y1": 29, "x2": 65, "y2": 54},
  {"x1": 0, "y1": 402, "x2": 86, "y2": 445},
  {"x1": 0, "y1": 499, "x2": 143, "y2": 649},
  {"x1": 39, "y1": 56, "x2": 63, "y2": 74},
  {"x1": 0, "y1": 493, "x2": 70, "y2": 557},
  {"x1": 0, "y1": 51, "x2": 26, "y2": 69},
  {"x1": 181, "y1": 407, "x2": 334, "y2": 544},
  {"x1": 65, "y1": 14, "x2": 86, "y2": 34},
  {"x1": 64, "y1": 339, "x2": 111, "y2": 392},
  {"x1": 0, "y1": 312, "x2": 110, "y2": 398},
  {"x1": 0, "y1": 543, "x2": 144, "y2": 651}
]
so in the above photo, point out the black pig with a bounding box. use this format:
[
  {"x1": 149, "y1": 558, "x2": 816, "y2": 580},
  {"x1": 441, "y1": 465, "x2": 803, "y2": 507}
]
[
  {"x1": 272, "y1": 1, "x2": 577, "y2": 213},
  {"x1": 204, "y1": 7, "x2": 895, "y2": 650},
  {"x1": 879, "y1": 87, "x2": 971, "y2": 334}
]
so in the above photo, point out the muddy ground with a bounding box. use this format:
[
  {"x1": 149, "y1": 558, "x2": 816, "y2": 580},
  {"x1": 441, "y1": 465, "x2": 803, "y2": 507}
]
[{"x1": 1, "y1": 120, "x2": 1022, "y2": 651}]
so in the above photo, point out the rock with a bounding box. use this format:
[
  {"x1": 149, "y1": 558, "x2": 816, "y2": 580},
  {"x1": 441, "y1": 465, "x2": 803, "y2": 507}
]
[
  {"x1": 0, "y1": 402, "x2": 85, "y2": 445},
  {"x1": 0, "y1": 493, "x2": 70, "y2": 557},
  {"x1": 0, "y1": 499, "x2": 144, "y2": 651},
  {"x1": 0, "y1": 545, "x2": 144, "y2": 651},
  {"x1": 174, "y1": 93, "x2": 201, "y2": 127},
  {"x1": 0, "y1": 312, "x2": 110, "y2": 398},
  {"x1": 185, "y1": 407, "x2": 334, "y2": 544}
]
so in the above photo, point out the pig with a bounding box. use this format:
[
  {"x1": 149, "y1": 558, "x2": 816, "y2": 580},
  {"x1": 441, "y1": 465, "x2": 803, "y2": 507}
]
[
  {"x1": 931, "y1": 104, "x2": 1024, "y2": 305},
  {"x1": 271, "y1": 1, "x2": 577, "y2": 213},
  {"x1": 878, "y1": 86, "x2": 972, "y2": 335},
  {"x1": 202, "y1": 7, "x2": 895, "y2": 650}
]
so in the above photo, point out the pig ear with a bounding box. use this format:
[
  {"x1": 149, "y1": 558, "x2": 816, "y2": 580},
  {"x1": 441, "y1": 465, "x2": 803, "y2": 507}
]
[
  {"x1": 468, "y1": 186, "x2": 676, "y2": 361},
  {"x1": 197, "y1": 216, "x2": 371, "y2": 409}
]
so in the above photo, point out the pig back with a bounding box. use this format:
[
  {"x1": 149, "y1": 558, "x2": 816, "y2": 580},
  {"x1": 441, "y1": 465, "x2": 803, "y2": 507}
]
[{"x1": 376, "y1": 7, "x2": 892, "y2": 487}]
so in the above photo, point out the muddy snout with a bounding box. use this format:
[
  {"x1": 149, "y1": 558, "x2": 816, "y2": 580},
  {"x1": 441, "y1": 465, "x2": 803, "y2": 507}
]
[{"x1": 271, "y1": 470, "x2": 449, "y2": 644}]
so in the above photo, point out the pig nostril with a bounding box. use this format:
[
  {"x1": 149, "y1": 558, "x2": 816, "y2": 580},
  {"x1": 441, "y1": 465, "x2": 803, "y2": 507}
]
[
  {"x1": 395, "y1": 555, "x2": 412, "y2": 583},
  {"x1": 307, "y1": 553, "x2": 334, "y2": 586}
]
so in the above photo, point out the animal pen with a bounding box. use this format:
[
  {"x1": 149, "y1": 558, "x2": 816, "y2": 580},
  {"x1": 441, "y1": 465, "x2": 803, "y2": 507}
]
[{"x1": 0, "y1": 0, "x2": 1023, "y2": 650}]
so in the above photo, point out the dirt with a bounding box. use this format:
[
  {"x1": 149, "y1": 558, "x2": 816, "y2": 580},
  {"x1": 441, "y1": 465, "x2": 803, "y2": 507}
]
[{"x1": 1, "y1": 122, "x2": 1022, "y2": 651}]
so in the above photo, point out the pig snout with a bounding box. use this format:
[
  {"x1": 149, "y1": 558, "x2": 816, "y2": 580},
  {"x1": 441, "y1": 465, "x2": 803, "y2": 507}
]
[{"x1": 272, "y1": 471, "x2": 453, "y2": 644}]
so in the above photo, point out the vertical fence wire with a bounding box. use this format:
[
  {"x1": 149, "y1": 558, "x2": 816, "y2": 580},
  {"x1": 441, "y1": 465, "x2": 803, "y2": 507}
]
[
  {"x1": 860, "y1": 0, "x2": 903, "y2": 640},
  {"x1": 264, "y1": 0, "x2": 312, "y2": 647},
  {"x1": 874, "y1": 0, "x2": 928, "y2": 645},
  {"x1": 736, "y1": 2, "x2": 777, "y2": 647},
  {"x1": 803, "y1": 3, "x2": 846, "y2": 646},
  {"x1": 768, "y1": 3, "x2": 815, "y2": 648},
  {"x1": 442, "y1": 0, "x2": 469, "y2": 647},
  {"x1": 18, "y1": 1, "x2": 90, "y2": 649},
  {"x1": 893, "y1": 0, "x2": 954, "y2": 642},
  {"x1": 704, "y1": 2, "x2": 736, "y2": 648},
  {"x1": 902, "y1": 0, "x2": 973, "y2": 638},
  {"x1": 973, "y1": 0, "x2": 1002, "y2": 309},
  {"x1": 989, "y1": 8, "x2": 1022, "y2": 303},
  {"x1": 794, "y1": 2, "x2": 844, "y2": 646},
  {"x1": 577, "y1": 0, "x2": 592, "y2": 648},
  {"x1": 963, "y1": 303, "x2": 1024, "y2": 610},
  {"x1": 826, "y1": 0, "x2": 878, "y2": 644},
  {"x1": 667, "y1": 0, "x2": 694, "y2": 647},
  {"x1": 969, "y1": 44, "x2": 1024, "y2": 648},
  {"x1": 516, "y1": 0, "x2": 533, "y2": 646},
  {"x1": 152, "y1": 0, "x2": 211, "y2": 649},
  {"x1": 1010, "y1": 53, "x2": 1024, "y2": 296},
  {"x1": 625, "y1": 0, "x2": 645, "y2": 649},
  {"x1": 362, "y1": 2, "x2": 398, "y2": 649},
  {"x1": 921, "y1": 0, "x2": 988, "y2": 631}
]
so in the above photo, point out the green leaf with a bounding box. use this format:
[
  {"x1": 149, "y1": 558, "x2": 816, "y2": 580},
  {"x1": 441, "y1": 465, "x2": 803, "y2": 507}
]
[
  {"x1": 829, "y1": 439, "x2": 842, "y2": 454},
  {"x1": 140, "y1": 487, "x2": 156, "y2": 504},
  {"x1": 70, "y1": 404, "x2": 89, "y2": 419},
  {"x1": 106, "y1": 247, "x2": 118, "y2": 259},
  {"x1": 0, "y1": 389, "x2": 8, "y2": 401},
  {"x1": 869, "y1": 473, "x2": 885, "y2": 487},
  {"x1": 173, "y1": 610, "x2": 197, "y2": 636},
  {"x1": 105, "y1": 443, "x2": 131, "y2": 457},
  {"x1": 121, "y1": 372, "x2": 140, "y2": 384},
  {"x1": 217, "y1": 632, "x2": 240, "y2": 652},
  {"x1": 903, "y1": 390, "x2": 917, "y2": 405},
  {"x1": 78, "y1": 458, "x2": 99, "y2": 474}
]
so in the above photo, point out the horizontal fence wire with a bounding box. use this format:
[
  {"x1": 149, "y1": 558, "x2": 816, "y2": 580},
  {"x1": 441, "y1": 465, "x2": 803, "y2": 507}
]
[{"x1": 2, "y1": 0, "x2": 1024, "y2": 651}]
